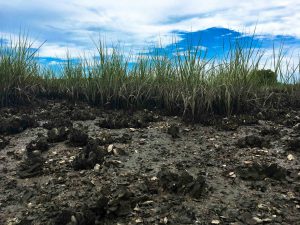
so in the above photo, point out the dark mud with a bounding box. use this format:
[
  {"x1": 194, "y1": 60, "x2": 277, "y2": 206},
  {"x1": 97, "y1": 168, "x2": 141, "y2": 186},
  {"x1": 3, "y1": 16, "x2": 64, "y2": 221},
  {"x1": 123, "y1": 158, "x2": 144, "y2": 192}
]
[{"x1": 0, "y1": 101, "x2": 300, "y2": 225}]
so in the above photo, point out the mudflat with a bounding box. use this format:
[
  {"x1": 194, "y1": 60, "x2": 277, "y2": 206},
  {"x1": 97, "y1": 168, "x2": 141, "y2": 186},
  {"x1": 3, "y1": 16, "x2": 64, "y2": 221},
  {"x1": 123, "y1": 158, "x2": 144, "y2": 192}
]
[{"x1": 0, "y1": 100, "x2": 299, "y2": 225}]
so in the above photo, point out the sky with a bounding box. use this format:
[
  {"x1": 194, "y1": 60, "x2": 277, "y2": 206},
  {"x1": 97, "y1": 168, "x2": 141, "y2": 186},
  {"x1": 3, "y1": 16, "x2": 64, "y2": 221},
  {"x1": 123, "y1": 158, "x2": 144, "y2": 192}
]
[{"x1": 1, "y1": 0, "x2": 300, "y2": 66}]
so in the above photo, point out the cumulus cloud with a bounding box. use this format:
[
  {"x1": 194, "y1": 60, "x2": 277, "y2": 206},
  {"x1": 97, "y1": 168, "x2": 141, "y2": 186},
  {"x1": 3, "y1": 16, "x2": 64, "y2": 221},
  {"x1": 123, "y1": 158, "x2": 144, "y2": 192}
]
[{"x1": 0, "y1": 0, "x2": 300, "y2": 59}]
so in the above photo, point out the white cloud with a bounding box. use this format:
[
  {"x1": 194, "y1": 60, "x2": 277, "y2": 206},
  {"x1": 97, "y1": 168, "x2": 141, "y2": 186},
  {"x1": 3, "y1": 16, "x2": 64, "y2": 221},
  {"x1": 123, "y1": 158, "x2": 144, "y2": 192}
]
[
  {"x1": 38, "y1": 44, "x2": 83, "y2": 59},
  {"x1": 1, "y1": 0, "x2": 300, "y2": 58}
]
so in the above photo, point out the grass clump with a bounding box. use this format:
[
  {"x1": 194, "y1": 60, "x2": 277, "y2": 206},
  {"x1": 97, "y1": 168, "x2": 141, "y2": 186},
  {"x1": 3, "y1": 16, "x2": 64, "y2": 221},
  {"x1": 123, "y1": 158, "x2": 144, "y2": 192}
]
[
  {"x1": 0, "y1": 35, "x2": 42, "y2": 105},
  {"x1": 0, "y1": 34, "x2": 300, "y2": 120}
]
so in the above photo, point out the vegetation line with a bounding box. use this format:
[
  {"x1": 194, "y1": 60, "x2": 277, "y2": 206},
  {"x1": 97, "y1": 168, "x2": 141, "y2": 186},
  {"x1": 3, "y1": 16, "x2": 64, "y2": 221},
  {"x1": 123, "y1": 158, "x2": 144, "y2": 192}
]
[{"x1": 1, "y1": 35, "x2": 300, "y2": 120}]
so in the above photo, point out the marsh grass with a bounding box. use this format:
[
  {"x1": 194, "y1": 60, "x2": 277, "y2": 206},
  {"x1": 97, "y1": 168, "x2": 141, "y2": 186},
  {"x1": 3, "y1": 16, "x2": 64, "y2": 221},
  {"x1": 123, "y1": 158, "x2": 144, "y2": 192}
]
[
  {"x1": 0, "y1": 34, "x2": 299, "y2": 119},
  {"x1": 0, "y1": 35, "x2": 43, "y2": 105}
]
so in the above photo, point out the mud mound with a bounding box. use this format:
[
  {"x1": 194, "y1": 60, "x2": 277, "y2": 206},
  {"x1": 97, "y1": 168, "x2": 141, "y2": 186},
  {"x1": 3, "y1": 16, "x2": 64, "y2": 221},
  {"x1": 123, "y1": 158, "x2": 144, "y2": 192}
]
[
  {"x1": 17, "y1": 151, "x2": 44, "y2": 178},
  {"x1": 218, "y1": 119, "x2": 239, "y2": 131},
  {"x1": 167, "y1": 124, "x2": 180, "y2": 138},
  {"x1": 260, "y1": 126, "x2": 280, "y2": 136},
  {"x1": 68, "y1": 127, "x2": 89, "y2": 147},
  {"x1": 114, "y1": 133, "x2": 133, "y2": 144},
  {"x1": 0, "y1": 115, "x2": 37, "y2": 134},
  {"x1": 26, "y1": 135, "x2": 50, "y2": 152},
  {"x1": 98, "y1": 110, "x2": 158, "y2": 129},
  {"x1": 95, "y1": 131, "x2": 132, "y2": 146},
  {"x1": 237, "y1": 163, "x2": 287, "y2": 181},
  {"x1": 106, "y1": 186, "x2": 137, "y2": 216},
  {"x1": 73, "y1": 138, "x2": 108, "y2": 170},
  {"x1": 47, "y1": 127, "x2": 69, "y2": 143},
  {"x1": 97, "y1": 132, "x2": 114, "y2": 145},
  {"x1": 53, "y1": 187, "x2": 137, "y2": 225},
  {"x1": 157, "y1": 168, "x2": 208, "y2": 199},
  {"x1": 217, "y1": 115, "x2": 258, "y2": 131},
  {"x1": 71, "y1": 109, "x2": 96, "y2": 121},
  {"x1": 237, "y1": 135, "x2": 271, "y2": 148}
]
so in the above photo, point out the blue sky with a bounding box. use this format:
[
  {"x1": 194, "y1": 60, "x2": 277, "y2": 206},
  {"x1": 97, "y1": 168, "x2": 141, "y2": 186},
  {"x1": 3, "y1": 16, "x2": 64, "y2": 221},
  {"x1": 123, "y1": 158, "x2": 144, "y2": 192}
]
[{"x1": 1, "y1": 0, "x2": 300, "y2": 65}]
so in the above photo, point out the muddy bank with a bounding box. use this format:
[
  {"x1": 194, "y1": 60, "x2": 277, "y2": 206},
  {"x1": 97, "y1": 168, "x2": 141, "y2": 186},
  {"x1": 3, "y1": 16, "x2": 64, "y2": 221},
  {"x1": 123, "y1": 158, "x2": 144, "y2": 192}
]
[{"x1": 0, "y1": 101, "x2": 300, "y2": 225}]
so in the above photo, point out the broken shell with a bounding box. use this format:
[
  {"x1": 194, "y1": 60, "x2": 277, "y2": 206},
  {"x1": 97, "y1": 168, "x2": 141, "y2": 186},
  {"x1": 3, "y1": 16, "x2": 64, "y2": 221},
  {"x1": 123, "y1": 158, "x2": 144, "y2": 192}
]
[
  {"x1": 252, "y1": 217, "x2": 263, "y2": 223},
  {"x1": 287, "y1": 191, "x2": 296, "y2": 199},
  {"x1": 229, "y1": 172, "x2": 236, "y2": 178},
  {"x1": 71, "y1": 215, "x2": 77, "y2": 224},
  {"x1": 142, "y1": 200, "x2": 154, "y2": 205},
  {"x1": 113, "y1": 148, "x2": 118, "y2": 156},
  {"x1": 163, "y1": 217, "x2": 168, "y2": 224},
  {"x1": 134, "y1": 206, "x2": 141, "y2": 211},
  {"x1": 258, "y1": 203, "x2": 268, "y2": 209},
  {"x1": 52, "y1": 151, "x2": 57, "y2": 155},
  {"x1": 135, "y1": 218, "x2": 143, "y2": 223},
  {"x1": 139, "y1": 139, "x2": 146, "y2": 145},
  {"x1": 94, "y1": 164, "x2": 101, "y2": 172},
  {"x1": 107, "y1": 144, "x2": 114, "y2": 153},
  {"x1": 261, "y1": 218, "x2": 272, "y2": 222},
  {"x1": 287, "y1": 154, "x2": 295, "y2": 161},
  {"x1": 150, "y1": 176, "x2": 158, "y2": 181}
]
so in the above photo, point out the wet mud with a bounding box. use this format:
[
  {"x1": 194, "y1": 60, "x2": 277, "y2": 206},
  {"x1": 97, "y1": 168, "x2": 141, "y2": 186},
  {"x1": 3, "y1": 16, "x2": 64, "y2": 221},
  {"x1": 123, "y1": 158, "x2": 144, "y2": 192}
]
[{"x1": 0, "y1": 101, "x2": 300, "y2": 224}]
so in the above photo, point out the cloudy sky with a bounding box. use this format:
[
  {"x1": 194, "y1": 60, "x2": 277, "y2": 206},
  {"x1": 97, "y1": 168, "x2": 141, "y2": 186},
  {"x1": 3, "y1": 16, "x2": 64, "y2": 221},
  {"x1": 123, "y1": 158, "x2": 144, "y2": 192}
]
[{"x1": 1, "y1": 0, "x2": 300, "y2": 64}]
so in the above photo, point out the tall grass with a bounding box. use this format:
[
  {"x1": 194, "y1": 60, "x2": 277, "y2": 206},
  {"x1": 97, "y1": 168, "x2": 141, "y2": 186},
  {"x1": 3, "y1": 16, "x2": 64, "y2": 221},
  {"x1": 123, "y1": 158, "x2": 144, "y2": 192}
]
[
  {"x1": 0, "y1": 35, "x2": 42, "y2": 105},
  {"x1": 1, "y1": 34, "x2": 299, "y2": 119}
]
